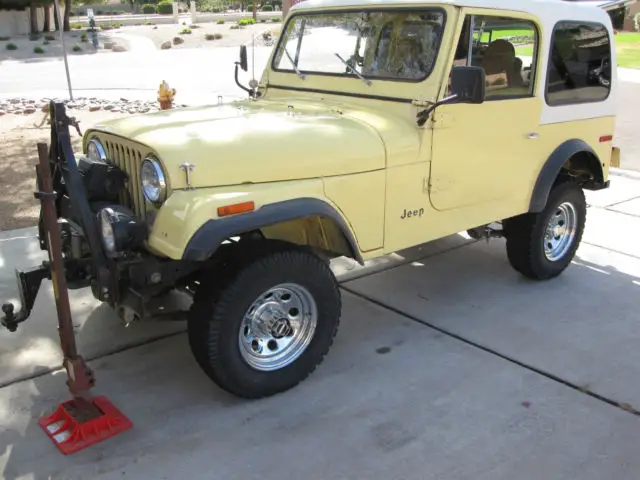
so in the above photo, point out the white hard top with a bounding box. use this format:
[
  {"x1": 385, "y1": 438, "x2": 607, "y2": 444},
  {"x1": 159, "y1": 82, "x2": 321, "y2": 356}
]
[{"x1": 292, "y1": 0, "x2": 615, "y2": 23}]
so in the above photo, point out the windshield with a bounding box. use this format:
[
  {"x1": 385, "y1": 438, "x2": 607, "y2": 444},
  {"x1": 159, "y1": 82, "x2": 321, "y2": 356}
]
[{"x1": 272, "y1": 10, "x2": 446, "y2": 82}]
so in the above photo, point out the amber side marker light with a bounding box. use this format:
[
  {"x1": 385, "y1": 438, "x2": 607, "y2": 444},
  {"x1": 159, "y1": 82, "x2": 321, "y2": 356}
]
[
  {"x1": 217, "y1": 201, "x2": 255, "y2": 217},
  {"x1": 600, "y1": 135, "x2": 613, "y2": 143}
]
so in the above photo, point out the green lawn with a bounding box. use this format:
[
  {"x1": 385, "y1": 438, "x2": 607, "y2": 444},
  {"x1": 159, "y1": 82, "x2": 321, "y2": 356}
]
[
  {"x1": 490, "y1": 31, "x2": 640, "y2": 69},
  {"x1": 615, "y1": 32, "x2": 640, "y2": 69}
]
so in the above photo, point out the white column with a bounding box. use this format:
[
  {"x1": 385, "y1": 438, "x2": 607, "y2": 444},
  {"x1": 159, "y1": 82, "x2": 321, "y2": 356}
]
[
  {"x1": 190, "y1": 1, "x2": 197, "y2": 24},
  {"x1": 172, "y1": 2, "x2": 179, "y2": 23}
]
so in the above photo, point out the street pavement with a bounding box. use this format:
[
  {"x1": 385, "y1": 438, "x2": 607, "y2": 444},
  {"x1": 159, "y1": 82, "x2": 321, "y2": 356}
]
[{"x1": 0, "y1": 172, "x2": 639, "y2": 479}]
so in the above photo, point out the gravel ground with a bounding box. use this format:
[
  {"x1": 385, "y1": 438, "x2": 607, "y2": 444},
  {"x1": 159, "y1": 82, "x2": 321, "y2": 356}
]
[
  {"x1": 0, "y1": 30, "x2": 121, "y2": 61},
  {"x1": 0, "y1": 108, "x2": 130, "y2": 230},
  {"x1": 125, "y1": 21, "x2": 280, "y2": 49}
]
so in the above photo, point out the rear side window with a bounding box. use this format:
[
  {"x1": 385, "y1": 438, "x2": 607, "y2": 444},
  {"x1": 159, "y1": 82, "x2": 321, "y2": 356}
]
[{"x1": 546, "y1": 22, "x2": 612, "y2": 106}]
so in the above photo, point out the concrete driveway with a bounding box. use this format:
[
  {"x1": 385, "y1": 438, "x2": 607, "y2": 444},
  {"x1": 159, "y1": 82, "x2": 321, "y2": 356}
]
[{"x1": 1, "y1": 173, "x2": 639, "y2": 479}]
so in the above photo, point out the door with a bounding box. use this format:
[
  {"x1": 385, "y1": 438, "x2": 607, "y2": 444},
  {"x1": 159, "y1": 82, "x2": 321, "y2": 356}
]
[{"x1": 429, "y1": 12, "x2": 544, "y2": 211}]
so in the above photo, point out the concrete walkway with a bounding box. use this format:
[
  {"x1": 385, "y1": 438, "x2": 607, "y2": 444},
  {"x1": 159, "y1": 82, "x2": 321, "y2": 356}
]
[{"x1": 1, "y1": 171, "x2": 639, "y2": 479}]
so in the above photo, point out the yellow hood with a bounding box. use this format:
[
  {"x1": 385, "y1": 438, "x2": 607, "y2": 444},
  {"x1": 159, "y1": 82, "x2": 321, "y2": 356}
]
[{"x1": 87, "y1": 100, "x2": 418, "y2": 190}]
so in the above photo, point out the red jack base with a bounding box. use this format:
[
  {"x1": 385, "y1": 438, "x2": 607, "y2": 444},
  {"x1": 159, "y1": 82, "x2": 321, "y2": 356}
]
[{"x1": 38, "y1": 396, "x2": 133, "y2": 455}]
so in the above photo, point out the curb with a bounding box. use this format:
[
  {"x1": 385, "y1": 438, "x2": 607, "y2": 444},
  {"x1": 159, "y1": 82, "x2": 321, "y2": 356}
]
[{"x1": 610, "y1": 168, "x2": 640, "y2": 180}]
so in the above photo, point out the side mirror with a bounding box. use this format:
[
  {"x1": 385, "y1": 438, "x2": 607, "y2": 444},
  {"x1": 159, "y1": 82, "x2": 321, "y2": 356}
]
[
  {"x1": 450, "y1": 66, "x2": 485, "y2": 104},
  {"x1": 239, "y1": 45, "x2": 248, "y2": 72}
]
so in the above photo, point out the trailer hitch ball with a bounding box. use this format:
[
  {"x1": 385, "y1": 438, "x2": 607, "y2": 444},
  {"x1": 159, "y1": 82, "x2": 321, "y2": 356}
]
[{"x1": 2, "y1": 303, "x2": 17, "y2": 332}]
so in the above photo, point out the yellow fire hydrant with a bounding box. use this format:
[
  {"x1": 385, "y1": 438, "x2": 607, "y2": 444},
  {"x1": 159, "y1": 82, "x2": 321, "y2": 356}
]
[{"x1": 157, "y1": 81, "x2": 176, "y2": 110}]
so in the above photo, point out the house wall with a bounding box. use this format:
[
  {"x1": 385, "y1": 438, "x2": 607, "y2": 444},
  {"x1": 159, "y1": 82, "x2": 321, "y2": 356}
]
[
  {"x1": 623, "y1": 3, "x2": 640, "y2": 30},
  {"x1": 0, "y1": 9, "x2": 55, "y2": 37}
]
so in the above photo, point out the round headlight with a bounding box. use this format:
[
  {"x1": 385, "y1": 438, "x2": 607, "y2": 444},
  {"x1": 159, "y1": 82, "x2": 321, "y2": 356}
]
[
  {"x1": 99, "y1": 208, "x2": 116, "y2": 254},
  {"x1": 141, "y1": 157, "x2": 167, "y2": 204},
  {"x1": 87, "y1": 138, "x2": 107, "y2": 162}
]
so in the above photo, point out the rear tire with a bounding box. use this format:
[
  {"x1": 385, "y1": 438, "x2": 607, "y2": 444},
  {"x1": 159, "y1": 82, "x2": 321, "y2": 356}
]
[
  {"x1": 187, "y1": 247, "x2": 341, "y2": 399},
  {"x1": 504, "y1": 181, "x2": 586, "y2": 280}
]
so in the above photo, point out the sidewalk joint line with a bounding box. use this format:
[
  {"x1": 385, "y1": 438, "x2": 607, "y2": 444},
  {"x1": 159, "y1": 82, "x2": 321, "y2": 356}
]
[{"x1": 342, "y1": 285, "x2": 640, "y2": 419}]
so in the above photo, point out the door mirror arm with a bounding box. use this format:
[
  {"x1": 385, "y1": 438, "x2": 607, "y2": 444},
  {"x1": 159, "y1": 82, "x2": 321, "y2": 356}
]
[
  {"x1": 417, "y1": 66, "x2": 486, "y2": 127},
  {"x1": 416, "y1": 94, "x2": 458, "y2": 127},
  {"x1": 234, "y1": 45, "x2": 256, "y2": 98}
]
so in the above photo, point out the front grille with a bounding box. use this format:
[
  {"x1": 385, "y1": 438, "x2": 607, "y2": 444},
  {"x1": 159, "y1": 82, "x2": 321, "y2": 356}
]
[{"x1": 100, "y1": 136, "x2": 148, "y2": 221}]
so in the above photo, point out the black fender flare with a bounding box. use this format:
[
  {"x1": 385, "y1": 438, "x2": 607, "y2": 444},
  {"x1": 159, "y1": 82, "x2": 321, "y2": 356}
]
[
  {"x1": 182, "y1": 198, "x2": 364, "y2": 264},
  {"x1": 529, "y1": 139, "x2": 601, "y2": 213}
]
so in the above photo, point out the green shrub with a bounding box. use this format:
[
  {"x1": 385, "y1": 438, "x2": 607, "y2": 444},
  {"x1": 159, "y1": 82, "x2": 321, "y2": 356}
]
[
  {"x1": 80, "y1": 33, "x2": 87, "y2": 42},
  {"x1": 73, "y1": 45, "x2": 82, "y2": 52},
  {"x1": 190, "y1": 24, "x2": 201, "y2": 28},
  {"x1": 6, "y1": 43, "x2": 17, "y2": 50},
  {"x1": 43, "y1": 40, "x2": 50, "y2": 45},
  {"x1": 247, "y1": 4, "x2": 253, "y2": 10},
  {"x1": 29, "y1": 33, "x2": 41, "y2": 41},
  {"x1": 271, "y1": 17, "x2": 281, "y2": 22},
  {"x1": 142, "y1": 4, "x2": 156, "y2": 13},
  {"x1": 0, "y1": 36, "x2": 10, "y2": 41},
  {"x1": 45, "y1": 34, "x2": 55, "y2": 41},
  {"x1": 217, "y1": 19, "x2": 225, "y2": 24},
  {"x1": 95, "y1": 9, "x2": 103, "y2": 14},
  {"x1": 230, "y1": 24, "x2": 240, "y2": 29},
  {"x1": 157, "y1": 1, "x2": 173, "y2": 14},
  {"x1": 72, "y1": 23, "x2": 83, "y2": 29},
  {"x1": 111, "y1": 22, "x2": 123, "y2": 28},
  {"x1": 262, "y1": 4, "x2": 273, "y2": 10},
  {"x1": 260, "y1": 18, "x2": 266, "y2": 22},
  {"x1": 100, "y1": 24, "x2": 113, "y2": 30},
  {"x1": 179, "y1": 27, "x2": 192, "y2": 34},
  {"x1": 238, "y1": 18, "x2": 256, "y2": 26},
  {"x1": 34, "y1": 46, "x2": 45, "y2": 54},
  {"x1": 145, "y1": 20, "x2": 155, "y2": 25}
]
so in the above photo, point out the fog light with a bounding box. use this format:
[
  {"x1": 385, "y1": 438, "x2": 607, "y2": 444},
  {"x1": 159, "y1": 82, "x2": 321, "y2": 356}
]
[{"x1": 98, "y1": 206, "x2": 147, "y2": 256}]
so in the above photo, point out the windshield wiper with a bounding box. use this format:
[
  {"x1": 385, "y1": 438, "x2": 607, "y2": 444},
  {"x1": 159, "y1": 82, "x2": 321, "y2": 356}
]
[
  {"x1": 334, "y1": 53, "x2": 372, "y2": 86},
  {"x1": 284, "y1": 47, "x2": 305, "y2": 80}
]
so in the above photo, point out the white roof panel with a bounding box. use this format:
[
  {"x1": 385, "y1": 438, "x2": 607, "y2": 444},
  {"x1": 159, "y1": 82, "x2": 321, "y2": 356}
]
[{"x1": 292, "y1": 0, "x2": 627, "y2": 18}]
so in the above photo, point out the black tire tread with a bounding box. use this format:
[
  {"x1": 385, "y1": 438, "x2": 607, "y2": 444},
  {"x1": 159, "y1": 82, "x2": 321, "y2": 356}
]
[
  {"x1": 188, "y1": 245, "x2": 341, "y2": 399},
  {"x1": 505, "y1": 181, "x2": 586, "y2": 280}
]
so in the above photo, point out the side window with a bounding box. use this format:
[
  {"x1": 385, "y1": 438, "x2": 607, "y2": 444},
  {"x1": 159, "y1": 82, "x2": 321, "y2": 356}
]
[
  {"x1": 448, "y1": 15, "x2": 538, "y2": 99},
  {"x1": 546, "y1": 22, "x2": 611, "y2": 106}
]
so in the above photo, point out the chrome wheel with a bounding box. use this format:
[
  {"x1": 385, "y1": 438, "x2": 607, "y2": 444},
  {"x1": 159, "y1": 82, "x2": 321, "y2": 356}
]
[
  {"x1": 239, "y1": 283, "x2": 318, "y2": 372},
  {"x1": 544, "y1": 201, "x2": 578, "y2": 261}
]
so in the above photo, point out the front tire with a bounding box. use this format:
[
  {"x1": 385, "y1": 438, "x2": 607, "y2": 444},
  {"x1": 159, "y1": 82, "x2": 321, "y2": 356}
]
[
  {"x1": 504, "y1": 181, "x2": 586, "y2": 280},
  {"x1": 187, "y1": 247, "x2": 341, "y2": 399}
]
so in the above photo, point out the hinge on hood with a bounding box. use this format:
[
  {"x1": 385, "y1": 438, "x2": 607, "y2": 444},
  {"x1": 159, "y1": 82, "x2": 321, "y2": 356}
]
[{"x1": 412, "y1": 98, "x2": 435, "y2": 108}]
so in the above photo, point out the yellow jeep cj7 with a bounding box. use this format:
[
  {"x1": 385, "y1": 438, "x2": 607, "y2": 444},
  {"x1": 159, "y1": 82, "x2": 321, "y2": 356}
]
[{"x1": 1, "y1": 0, "x2": 621, "y2": 398}]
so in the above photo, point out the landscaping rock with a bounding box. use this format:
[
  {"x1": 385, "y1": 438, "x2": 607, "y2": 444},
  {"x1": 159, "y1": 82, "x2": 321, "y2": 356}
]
[
  {"x1": 89, "y1": 104, "x2": 101, "y2": 112},
  {"x1": 173, "y1": 36, "x2": 184, "y2": 45},
  {"x1": 22, "y1": 107, "x2": 36, "y2": 114},
  {"x1": 161, "y1": 41, "x2": 172, "y2": 50},
  {"x1": 0, "y1": 110, "x2": 5, "y2": 116},
  {"x1": 103, "y1": 41, "x2": 115, "y2": 49},
  {"x1": 112, "y1": 44, "x2": 127, "y2": 52}
]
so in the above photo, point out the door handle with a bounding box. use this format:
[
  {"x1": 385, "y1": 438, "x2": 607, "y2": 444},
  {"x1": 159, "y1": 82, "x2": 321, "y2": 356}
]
[{"x1": 527, "y1": 132, "x2": 540, "y2": 140}]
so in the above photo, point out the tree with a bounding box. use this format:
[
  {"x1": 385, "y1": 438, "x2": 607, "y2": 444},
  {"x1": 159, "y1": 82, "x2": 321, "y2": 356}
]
[{"x1": 43, "y1": 1, "x2": 51, "y2": 31}]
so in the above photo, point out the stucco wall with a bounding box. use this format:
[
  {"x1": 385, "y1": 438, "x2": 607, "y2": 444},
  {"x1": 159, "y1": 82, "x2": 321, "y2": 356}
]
[
  {"x1": 623, "y1": 3, "x2": 640, "y2": 30},
  {"x1": 0, "y1": 9, "x2": 55, "y2": 37}
]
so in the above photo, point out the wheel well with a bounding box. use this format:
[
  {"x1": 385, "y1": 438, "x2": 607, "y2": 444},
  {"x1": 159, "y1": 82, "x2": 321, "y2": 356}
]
[
  {"x1": 558, "y1": 151, "x2": 604, "y2": 185},
  {"x1": 257, "y1": 216, "x2": 358, "y2": 262}
]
